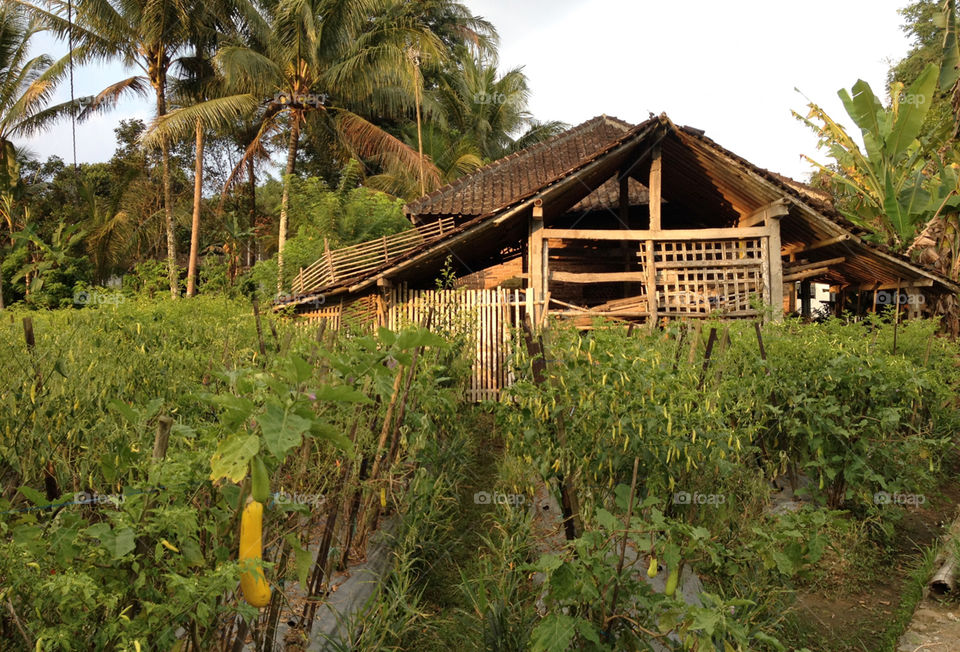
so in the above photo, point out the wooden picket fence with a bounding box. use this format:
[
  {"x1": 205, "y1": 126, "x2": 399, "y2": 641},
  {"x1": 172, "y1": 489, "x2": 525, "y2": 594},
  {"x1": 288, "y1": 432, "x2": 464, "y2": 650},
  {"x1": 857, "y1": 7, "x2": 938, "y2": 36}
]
[{"x1": 295, "y1": 286, "x2": 544, "y2": 401}]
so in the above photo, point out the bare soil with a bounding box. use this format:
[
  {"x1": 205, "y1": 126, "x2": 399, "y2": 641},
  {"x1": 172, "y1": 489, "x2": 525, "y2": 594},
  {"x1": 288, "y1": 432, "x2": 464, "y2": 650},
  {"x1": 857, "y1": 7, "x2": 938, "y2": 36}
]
[{"x1": 788, "y1": 469, "x2": 960, "y2": 651}]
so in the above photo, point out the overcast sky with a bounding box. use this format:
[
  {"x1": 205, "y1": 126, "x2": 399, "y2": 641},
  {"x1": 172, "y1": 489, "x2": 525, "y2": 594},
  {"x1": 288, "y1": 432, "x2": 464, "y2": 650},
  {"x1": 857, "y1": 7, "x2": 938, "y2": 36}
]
[{"x1": 25, "y1": 0, "x2": 914, "y2": 182}]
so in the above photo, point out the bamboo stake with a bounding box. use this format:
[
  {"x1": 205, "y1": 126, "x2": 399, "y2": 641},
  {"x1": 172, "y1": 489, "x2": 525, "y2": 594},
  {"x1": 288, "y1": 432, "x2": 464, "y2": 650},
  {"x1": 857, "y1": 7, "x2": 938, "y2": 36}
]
[
  {"x1": 606, "y1": 456, "x2": 640, "y2": 635},
  {"x1": 697, "y1": 327, "x2": 719, "y2": 391},
  {"x1": 252, "y1": 298, "x2": 266, "y2": 357},
  {"x1": 522, "y1": 316, "x2": 581, "y2": 539}
]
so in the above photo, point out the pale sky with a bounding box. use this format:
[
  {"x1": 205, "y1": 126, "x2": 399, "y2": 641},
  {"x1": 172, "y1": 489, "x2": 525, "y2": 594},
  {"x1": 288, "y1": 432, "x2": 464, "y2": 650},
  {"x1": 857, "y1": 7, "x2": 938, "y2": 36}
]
[{"x1": 25, "y1": 0, "x2": 914, "y2": 182}]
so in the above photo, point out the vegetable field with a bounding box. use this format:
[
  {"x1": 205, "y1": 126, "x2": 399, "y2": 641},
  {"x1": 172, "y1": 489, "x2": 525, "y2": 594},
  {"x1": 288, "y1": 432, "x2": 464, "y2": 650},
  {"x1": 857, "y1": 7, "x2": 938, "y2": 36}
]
[{"x1": 1, "y1": 300, "x2": 959, "y2": 651}]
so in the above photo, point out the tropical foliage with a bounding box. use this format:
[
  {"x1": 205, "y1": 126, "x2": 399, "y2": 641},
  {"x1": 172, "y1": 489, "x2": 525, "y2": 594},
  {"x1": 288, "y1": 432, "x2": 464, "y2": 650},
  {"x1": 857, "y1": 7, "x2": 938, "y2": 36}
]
[{"x1": 0, "y1": 0, "x2": 563, "y2": 307}]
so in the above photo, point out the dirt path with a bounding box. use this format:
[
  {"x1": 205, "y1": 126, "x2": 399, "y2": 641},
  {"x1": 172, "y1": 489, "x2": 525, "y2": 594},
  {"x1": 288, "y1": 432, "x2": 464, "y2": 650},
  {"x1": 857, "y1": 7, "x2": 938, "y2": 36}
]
[
  {"x1": 898, "y1": 600, "x2": 960, "y2": 651},
  {"x1": 787, "y1": 470, "x2": 960, "y2": 651}
]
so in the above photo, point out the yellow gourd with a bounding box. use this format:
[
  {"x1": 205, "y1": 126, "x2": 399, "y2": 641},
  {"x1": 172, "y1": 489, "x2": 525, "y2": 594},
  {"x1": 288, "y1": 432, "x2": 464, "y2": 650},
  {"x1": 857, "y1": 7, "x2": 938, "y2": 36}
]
[
  {"x1": 239, "y1": 498, "x2": 271, "y2": 607},
  {"x1": 647, "y1": 557, "x2": 658, "y2": 578}
]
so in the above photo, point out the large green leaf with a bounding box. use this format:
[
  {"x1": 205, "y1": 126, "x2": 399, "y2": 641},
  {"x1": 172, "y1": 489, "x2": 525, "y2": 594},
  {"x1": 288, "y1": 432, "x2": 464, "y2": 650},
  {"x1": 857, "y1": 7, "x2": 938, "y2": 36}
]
[
  {"x1": 210, "y1": 433, "x2": 260, "y2": 483},
  {"x1": 259, "y1": 401, "x2": 312, "y2": 458},
  {"x1": 839, "y1": 81, "x2": 883, "y2": 160},
  {"x1": 530, "y1": 613, "x2": 578, "y2": 652},
  {"x1": 888, "y1": 63, "x2": 938, "y2": 160},
  {"x1": 940, "y1": 0, "x2": 960, "y2": 91}
]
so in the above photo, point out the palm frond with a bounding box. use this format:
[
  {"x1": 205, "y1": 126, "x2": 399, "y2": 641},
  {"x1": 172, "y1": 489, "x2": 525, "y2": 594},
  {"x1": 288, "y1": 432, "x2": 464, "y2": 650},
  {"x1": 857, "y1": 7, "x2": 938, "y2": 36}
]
[
  {"x1": 335, "y1": 109, "x2": 442, "y2": 189},
  {"x1": 141, "y1": 93, "x2": 261, "y2": 148}
]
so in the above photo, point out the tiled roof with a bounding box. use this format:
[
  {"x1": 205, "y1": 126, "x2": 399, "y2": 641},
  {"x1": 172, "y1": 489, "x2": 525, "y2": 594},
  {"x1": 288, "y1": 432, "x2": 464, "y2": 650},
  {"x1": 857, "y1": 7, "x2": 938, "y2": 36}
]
[
  {"x1": 570, "y1": 176, "x2": 649, "y2": 213},
  {"x1": 404, "y1": 115, "x2": 636, "y2": 218}
]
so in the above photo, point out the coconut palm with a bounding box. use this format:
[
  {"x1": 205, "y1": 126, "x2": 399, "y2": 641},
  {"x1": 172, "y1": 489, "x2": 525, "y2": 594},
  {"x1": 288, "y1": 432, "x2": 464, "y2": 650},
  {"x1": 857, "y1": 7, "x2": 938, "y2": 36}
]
[
  {"x1": 171, "y1": 2, "x2": 256, "y2": 296},
  {"x1": 431, "y1": 52, "x2": 564, "y2": 161},
  {"x1": 0, "y1": 3, "x2": 90, "y2": 308},
  {"x1": 20, "y1": 0, "x2": 231, "y2": 298},
  {"x1": 145, "y1": 0, "x2": 448, "y2": 295}
]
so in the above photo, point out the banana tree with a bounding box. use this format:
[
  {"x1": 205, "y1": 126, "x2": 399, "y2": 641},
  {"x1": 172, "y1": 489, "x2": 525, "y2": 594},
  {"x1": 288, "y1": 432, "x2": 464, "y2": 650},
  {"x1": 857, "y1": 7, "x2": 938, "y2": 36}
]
[{"x1": 794, "y1": 63, "x2": 958, "y2": 249}]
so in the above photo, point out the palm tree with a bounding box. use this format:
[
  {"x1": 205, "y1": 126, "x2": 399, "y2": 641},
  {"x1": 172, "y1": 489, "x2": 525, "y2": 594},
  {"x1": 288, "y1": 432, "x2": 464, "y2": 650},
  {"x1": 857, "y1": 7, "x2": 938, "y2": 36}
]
[
  {"x1": 22, "y1": 0, "x2": 218, "y2": 298},
  {"x1": 432, "y1": 52, "x2": 564, "y2": 161},
  {"x1": 170, "y1": 2, "x2": 253, "y2": 296},
  {"x1": 146, "y1": 0, "x2": 448, "y2": 295},
  {"x1": 0, "y1": 2, "x2": 88, "y2": 308}
]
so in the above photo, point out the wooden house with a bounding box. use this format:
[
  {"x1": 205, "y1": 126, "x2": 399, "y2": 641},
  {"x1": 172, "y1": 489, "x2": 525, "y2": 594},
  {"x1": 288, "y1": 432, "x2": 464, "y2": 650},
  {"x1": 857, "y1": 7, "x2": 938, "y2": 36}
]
[{"x1": 278, "y1": 114, "x2": 960, "y2": 398}]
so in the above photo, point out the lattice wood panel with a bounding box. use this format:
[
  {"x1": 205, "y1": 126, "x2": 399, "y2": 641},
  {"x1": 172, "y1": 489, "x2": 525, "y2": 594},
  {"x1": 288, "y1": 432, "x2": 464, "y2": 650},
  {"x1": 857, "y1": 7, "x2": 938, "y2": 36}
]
[{"x1": 651, "y1": 238, "x2": 765, "y2": 317}]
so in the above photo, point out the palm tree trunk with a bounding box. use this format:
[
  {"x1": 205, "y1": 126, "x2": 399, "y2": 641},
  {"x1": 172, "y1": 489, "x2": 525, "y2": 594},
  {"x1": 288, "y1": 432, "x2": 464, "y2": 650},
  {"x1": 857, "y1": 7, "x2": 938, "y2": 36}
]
[
  {"x1": 156, "y1": 82, "x2": 179, "y2": 299},
  {"x1": 414, "y1": 67, "x2": 425, "y2": 197},
  {"x1": 186, "y1": 118, "x2": 204, "y2": 297},
  {"x1": 247, "y1": 157, "x2": 256, "y2": 269},
  {"x1": 0, "y1": 254, "x2": 5, "y2": 310},
  {"x1": 277, "y1": 115, "x2": 301, "y2": 296}
]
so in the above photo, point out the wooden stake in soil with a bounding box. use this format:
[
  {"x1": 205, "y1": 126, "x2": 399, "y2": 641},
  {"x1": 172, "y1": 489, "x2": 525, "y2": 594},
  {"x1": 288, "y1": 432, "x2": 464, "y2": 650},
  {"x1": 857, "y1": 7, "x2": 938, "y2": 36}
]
[
  {"x1": 753, "y1": 322, "x2": 767, "y2": 363},
  {"x1": 697, "y1": 327, "x2": 718, "y2": 390},
  {"x1": 521, "y1": 316, "x2": 582, "y2": 540},
  {"x1": 606, "y1": 456, "x2": 640, "y2": 635},
  {"x1": 22, "y1": 317, "x2": 35, "y2": 350},
  {"x1": 252, "y1": 297, "x2": 267, "y2": 357},
  {"x1": 153, "y1": 416, "x2": 174, "y2": 461},
  {"x1": 893, "y1": 278, "x2": 901, "y2": 354}
]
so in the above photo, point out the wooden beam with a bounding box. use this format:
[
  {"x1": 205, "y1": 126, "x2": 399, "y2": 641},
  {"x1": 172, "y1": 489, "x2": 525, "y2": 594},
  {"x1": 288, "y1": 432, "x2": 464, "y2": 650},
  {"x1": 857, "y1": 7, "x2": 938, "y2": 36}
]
[
  {"x1": 542, "y1": 226, "x2": 774, "y2": 241},
  {"x1": 782, "y1": 234, "x2": 851, "y2": 255},
  {"x1": 645, "y1": 239, "x2": 657, "y2": 327},
  {"x1": 550, "y1": 270, "x2": 649, "y2": 283},
  {"x1": 649, "y1": 144, "x2": 662, "y2": 230},
  {"x1": 783, "y1": 256, "x2": 846, "y2": 274},
  {"x1": 784, "y1": 267, "x2": 832, "y2": 282},
  {"x1": 853, "y1": 279, "x2": 933, "y2": 291},
  {"x1": 738, "y1": 199, "x2": 789, "y2": 228}
]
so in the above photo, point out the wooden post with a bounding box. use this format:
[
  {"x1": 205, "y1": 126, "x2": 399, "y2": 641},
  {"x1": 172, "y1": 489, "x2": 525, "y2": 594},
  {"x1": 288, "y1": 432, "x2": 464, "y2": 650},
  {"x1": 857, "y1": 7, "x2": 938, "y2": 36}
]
[
  {"x1": 893, "y1": 278, "x2": 901, "y2": 353},
  {"x1": 297, "y1": 268, "x2": 304, "y2": 293},
  {"x1": 767, "y1": 217, "x2": 784, "y2": 322},
  {"x1": 800, "y1": 280, "x2": 812, "y2": 320},
  {"x1": 153, "y1": 416, "x2": 174, "y2": 461},
  {"x1": 22, "y1": 317, "x2": 35, "y2": 350},
  {"x1": 252, "y1": 297, "x2": 267, "y2": 357},
  {"x1": 382, "y1": 235, "x2": 389, "y2": 261},
  {"x1": 648, "y1": 144, "x2": 662, "y2": 230},
  {"x1": 529, "y1": 202, "x2": 545, "y2": 325},
  {"x1": 645, "y1": 239, "x2": 657, "y2": 328}
]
